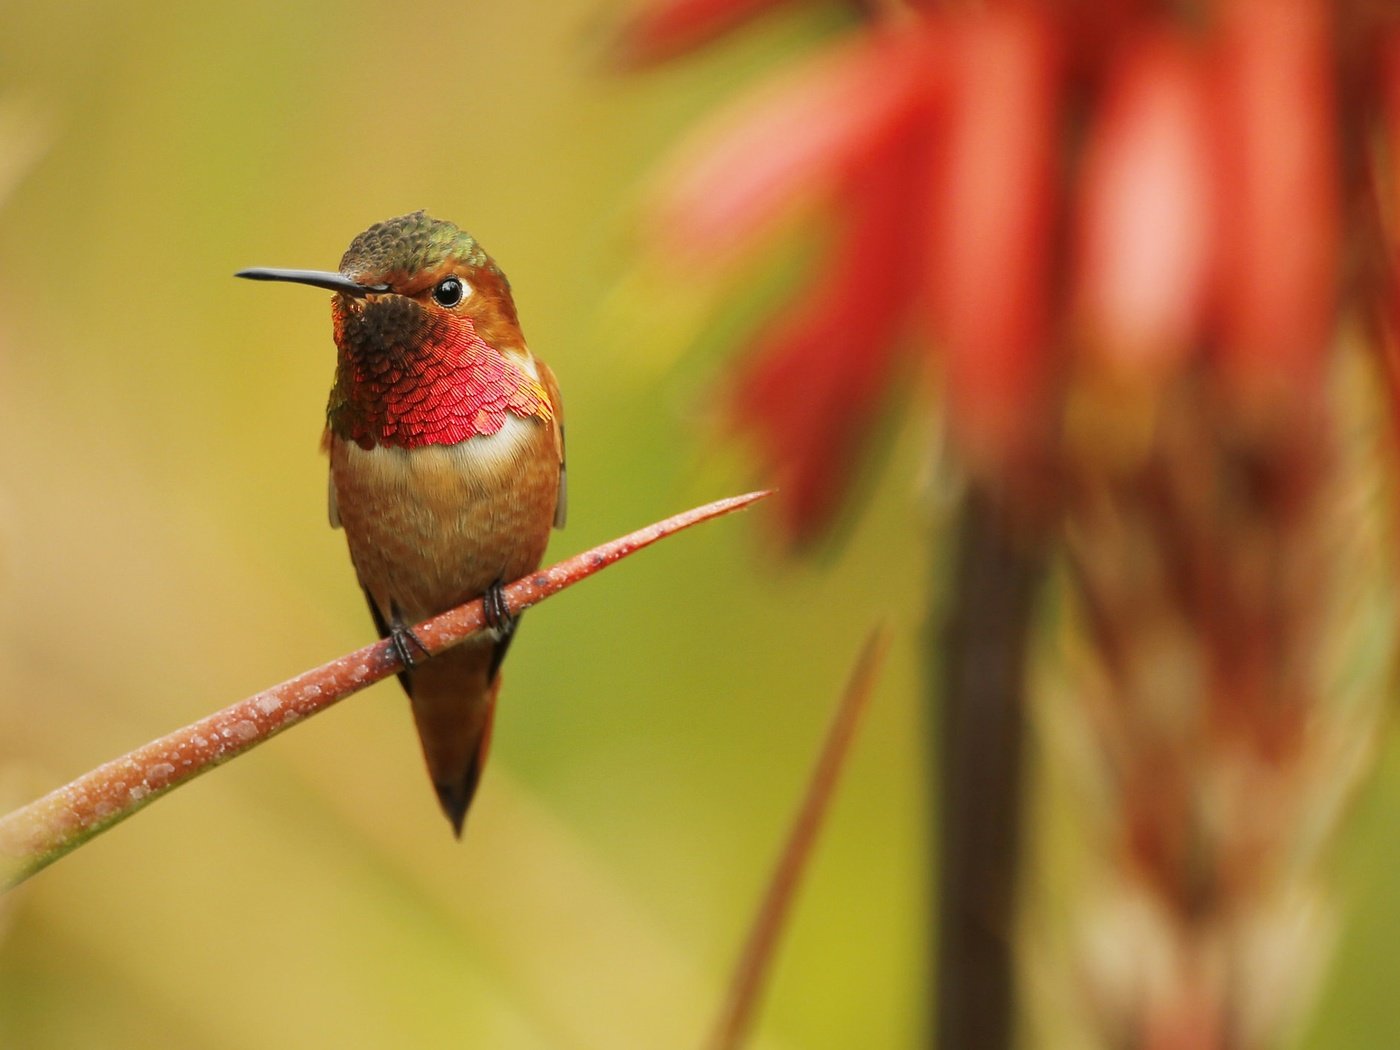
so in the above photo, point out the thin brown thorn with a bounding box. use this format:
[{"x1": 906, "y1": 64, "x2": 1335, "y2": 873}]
[{"x1": 704, "y1": 625, "x2": 891, "y2": 1050}]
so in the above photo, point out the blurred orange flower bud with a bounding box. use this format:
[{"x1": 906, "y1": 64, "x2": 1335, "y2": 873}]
[
  {"x1": 925, "y1": 9, "x2": 1059, "y2": 477},
  {"x1": 1074, "y1": 32, "x2": 1217, "y2": 384},
  {"x1": 1384, "y1": 34, "x2": 1400, "y2": 235},
  {"x1": 1212, "y1": 0, "x2": 1339, "y2": 412},
  {"x1": 642, "y1": 26, "x2": 937, "y2": 271},
  {"x1": 729, "y1": 133, "x2": 927, "y2": 546}
]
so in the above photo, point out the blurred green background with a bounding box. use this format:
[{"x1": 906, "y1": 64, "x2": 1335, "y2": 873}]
[{"x1": 0, "y1": 3, "x2": 1398, "y2": 1048}]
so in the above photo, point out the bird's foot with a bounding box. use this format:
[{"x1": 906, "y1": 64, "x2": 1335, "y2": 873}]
[
  {"x1": 388, "y1": 620, "x2": 431, "y2": 670},
  {"x1": 483, "y1": 578, "x2": 516, "y2": 637}
]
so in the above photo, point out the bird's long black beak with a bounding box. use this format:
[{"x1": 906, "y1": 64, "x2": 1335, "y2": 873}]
[{"x1": 234, "y1": 267, "x2": 390, "y2": 298}]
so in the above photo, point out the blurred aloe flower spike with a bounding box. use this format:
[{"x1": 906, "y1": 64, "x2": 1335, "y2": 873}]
[
  {"x1": 640, "y1": 10, "x2": 1072, "y2": 539},
  {"x1": 727, "y1": 130, "x2": 928, "y2": 543},
  {"x1": 643, "y1": 23, "x2": 940, "y2": 544},
  {"x1": 626, "y1": 0, "x2": 1400, "y2": 1046}
]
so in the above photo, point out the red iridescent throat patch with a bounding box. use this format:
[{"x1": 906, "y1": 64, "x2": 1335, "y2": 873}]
[{"x1": 328, "y1": 302, "x2": 549, "y2": 450}]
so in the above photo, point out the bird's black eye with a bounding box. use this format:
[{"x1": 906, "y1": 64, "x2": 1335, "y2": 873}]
[{"x1": 432, "y1": 276, "x2": 467, "y2": 308}]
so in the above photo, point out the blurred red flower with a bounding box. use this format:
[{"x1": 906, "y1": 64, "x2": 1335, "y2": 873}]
[
  {"x1": 625, "y1": 0, "x2": 1396, "y2": 542},
  {"x1": 622, "y1": 3, "x2": 1400, "y2": 1043}
]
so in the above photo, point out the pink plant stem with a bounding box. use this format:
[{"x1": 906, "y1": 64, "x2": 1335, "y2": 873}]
[{"x1": 0, "y1": 490, "x2": 770, "y2": 891}]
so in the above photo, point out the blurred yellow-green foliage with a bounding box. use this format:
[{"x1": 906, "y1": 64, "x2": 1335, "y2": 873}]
[
  {"x1": 2, "y1": 3, "x2": 1400, "y2": 1048},
  {"x1": 0, "y1": 3, "x2": 927, "y2": 1048}
]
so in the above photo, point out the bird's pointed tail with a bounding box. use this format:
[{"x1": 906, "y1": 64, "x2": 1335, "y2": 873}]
[{"x1": 405, "y1": 637, "x2": 502, "y2": 837}]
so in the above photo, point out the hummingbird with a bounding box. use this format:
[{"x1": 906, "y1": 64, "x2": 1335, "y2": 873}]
[{"x1": 238, "y1": 211, "x2": 566, "y2": 836}]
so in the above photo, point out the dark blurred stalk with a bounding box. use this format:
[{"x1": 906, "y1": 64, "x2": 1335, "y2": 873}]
[{"x1": 932, "y1": 485, "x2": 1045, "y2": 1050}]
